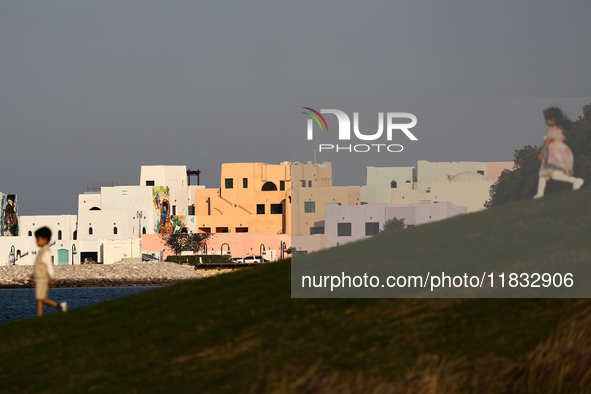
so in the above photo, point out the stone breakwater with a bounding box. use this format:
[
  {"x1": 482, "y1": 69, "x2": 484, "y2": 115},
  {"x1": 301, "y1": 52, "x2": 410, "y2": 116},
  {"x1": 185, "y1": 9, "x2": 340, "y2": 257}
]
[
  {"x1": 0, "y1": 263, "x2": 203, "y2": 288},
  {"x1": 197, "y1": 268, "x2": 240, "y2": 278}
]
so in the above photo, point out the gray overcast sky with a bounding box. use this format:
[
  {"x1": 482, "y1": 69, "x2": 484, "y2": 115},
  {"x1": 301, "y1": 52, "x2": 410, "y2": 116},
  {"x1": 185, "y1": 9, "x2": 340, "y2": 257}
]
[{"x1": 1, "y1": 1, "x2": 591, "y2": 215}]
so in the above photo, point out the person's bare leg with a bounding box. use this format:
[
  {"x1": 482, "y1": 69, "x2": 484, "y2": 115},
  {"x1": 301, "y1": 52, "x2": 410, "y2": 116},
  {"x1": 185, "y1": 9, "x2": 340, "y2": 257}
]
[
  {"x1": 534, "y1": 176, "x2": 548, "y2": 199},
  {"x1": 550, "y1": 171, "x2": 585, "y2": 189},
  {"x1": 42, "y1": 298, "x2": 59, "y2": 308},
  {"x1": 37, "y1": 299, "x2": 44, "y2": 317}
]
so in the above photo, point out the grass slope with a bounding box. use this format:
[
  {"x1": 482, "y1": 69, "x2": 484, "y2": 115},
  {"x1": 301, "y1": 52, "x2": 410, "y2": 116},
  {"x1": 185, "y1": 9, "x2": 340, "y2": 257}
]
[
  {"x1": 1, "y1": 188, "x2": 590, "y2": 393},
  {"x1": 292, "y1": 185, "x2": 591, "y2": 297}
]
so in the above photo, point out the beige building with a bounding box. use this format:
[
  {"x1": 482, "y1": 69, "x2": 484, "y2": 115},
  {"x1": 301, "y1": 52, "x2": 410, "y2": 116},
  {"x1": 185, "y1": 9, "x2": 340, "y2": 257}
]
[
  {"x1": 389, "y1": 171, "x2": 494, "y2": 212},
  {"x1": 290, "y1": 161, "x2": 360, "y2": 237}
]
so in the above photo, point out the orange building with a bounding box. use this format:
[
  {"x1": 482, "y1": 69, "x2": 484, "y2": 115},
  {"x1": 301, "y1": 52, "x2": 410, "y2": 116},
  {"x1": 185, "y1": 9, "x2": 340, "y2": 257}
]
[{"x1": 194, "y1": 162, "x2": 292, "y2": 235}]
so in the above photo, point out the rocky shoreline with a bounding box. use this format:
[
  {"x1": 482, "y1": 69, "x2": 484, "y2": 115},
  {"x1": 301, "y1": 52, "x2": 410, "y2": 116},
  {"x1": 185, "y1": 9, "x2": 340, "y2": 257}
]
[{"x1": 0, "y1": 262, "x2": 204, "y2": 288}]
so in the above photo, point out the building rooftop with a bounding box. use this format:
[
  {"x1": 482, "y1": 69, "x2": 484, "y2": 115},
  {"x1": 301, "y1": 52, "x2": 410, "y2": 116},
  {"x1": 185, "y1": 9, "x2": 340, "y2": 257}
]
[{"x1": 450, "y1": 171, "x2": 489, "y2": 182}]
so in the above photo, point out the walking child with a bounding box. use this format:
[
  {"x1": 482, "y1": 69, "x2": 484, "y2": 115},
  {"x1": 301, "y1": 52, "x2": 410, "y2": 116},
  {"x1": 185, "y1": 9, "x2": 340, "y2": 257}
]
[
  {"x1": 28, "y1": 227, "x2": 67, "y2": 317},
  {"x1": 534, "y1": 107, "x2": 584, "y2": 198}
]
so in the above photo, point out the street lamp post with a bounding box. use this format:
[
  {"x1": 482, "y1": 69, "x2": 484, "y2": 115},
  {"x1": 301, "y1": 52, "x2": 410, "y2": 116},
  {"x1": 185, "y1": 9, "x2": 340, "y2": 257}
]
[
  {"x1": 221, "y1": 243, "x2": 230, "y2": 256},
  {"x1": 202, "y1": 243, "x2": 208, "y2": 255},
  {"x1": 280, "y1": 241, "x2": 287, "y2": 260},
  {"x1": 134, "y1": 210, "x2": 146, "y2": 236},
  {"x1": 260, "y1": 244, "x2": 266, "y2": 260},
  {"x1": 71, "y1": 244, "x2": 77, "y2": 265}
]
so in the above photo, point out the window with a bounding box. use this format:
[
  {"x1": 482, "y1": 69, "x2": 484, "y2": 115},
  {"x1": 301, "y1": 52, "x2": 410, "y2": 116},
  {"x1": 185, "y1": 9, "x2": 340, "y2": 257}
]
[
  {"x1": 113, "y1": 227, "x2": 118, "y2": 235},
  {"x1": 235, "y1": 227, "x2": 249, "y2": 233},
  {"x1": 301, "y1": 180, "x2": 306, "y2": 187},
  {"x1": 337, "y1": 223, "x2": 352, "y2": 237},
  {"x1": 270, "y1": 204, "x2": 283, "y2": 214},
  {"x1": 28, "y1": 231, "x2": 32, "y2": 236},
  {"x1": 243, "y1": 178, "x2": 248, "y2": 188},
  {"x1": 199, "y1": 227, "x2": 211, "y2": 233},
  {"x1": 58, "y1": 230, "x2": 62, "y2": 240},
  {"x1": 262, "y1": 181, "x2": 278, "y2": 191},
  {"x1": 391, "y1": 180, "x2": 397, "y2": 188},
  {"x1": 215, "y1": 227, "x2": 229, "y2": 233},
  {"x1": 280, "y1": 180, "x2": 285, "y2": 191},
  {"x1": 310, "y1": 226, "x2": 325, "y2": 235},
  {"x1": 172, "y1": 205, "x2": 176, "y2": 215},
  {"x1": 308, "y1": 180, "x2": 312, "y2": 187},
  {"x1": 365, "y1": 222, "x2": 380, "y2": 236},
  {"x1": 142, "y1": 227, "x2": 146, "y2": 234},
  {"x1": 89, "y1": 227, "x2": 93, "y2": 235},
  {"x1": 257, "y1": 204, "x2": 265, "y2": 214},
  {"x1": 477, "y1": 170, "x2": 485, "y2": 175},
  {"x1": 304, "y1": 201, "x2": 315, "y2": 213},
  {"x1": 146, "y1": 180, "x2": 155, "y2": 186},
  {"x1": 225, "y1": 178, "x2": 234, "y2": 189}
]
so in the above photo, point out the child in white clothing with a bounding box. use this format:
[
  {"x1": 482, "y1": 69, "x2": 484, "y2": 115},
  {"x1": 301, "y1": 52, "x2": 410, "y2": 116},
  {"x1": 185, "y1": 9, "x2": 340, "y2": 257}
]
[{"x1": 28, "y1": 227, "x2": 67, "y2": 317}]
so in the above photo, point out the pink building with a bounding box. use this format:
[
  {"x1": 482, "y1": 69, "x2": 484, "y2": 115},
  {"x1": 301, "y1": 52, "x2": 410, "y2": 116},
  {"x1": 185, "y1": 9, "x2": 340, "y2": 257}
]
[{"x1": 141, "y1": 233, "x2": 290, "y2": 261}]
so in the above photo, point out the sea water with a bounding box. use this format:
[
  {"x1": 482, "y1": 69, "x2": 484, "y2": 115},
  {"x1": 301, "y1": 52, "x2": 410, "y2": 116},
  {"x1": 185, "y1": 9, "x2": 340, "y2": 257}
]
[{"x1": 0, "y1": 286, "x2": 160, "y2": 324}]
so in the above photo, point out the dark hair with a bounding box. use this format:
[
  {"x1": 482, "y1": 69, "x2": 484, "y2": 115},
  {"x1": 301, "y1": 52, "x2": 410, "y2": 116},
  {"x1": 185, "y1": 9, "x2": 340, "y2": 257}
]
[
  {"x1": 34, "y1": 226, "x2": 52, "y2": 241},
  {"x1": 544, "y1": 106, "x2": 572, "y2": 129}
]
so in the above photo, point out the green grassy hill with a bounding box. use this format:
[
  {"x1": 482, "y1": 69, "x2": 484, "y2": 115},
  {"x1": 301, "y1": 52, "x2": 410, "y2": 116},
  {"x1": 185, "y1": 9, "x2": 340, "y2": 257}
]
[
  {"x1": 292, "y1": 185, "x2": 591, "y2": 298},
  {"x1": 1, "y1": 188, "x2": 591, "y2": 393}
]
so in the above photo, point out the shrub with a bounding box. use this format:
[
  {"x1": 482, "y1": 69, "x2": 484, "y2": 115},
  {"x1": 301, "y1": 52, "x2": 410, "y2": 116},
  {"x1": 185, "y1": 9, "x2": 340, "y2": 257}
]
[{"x1": 166, "y1": 255, "x2": 232, "y2": 265}]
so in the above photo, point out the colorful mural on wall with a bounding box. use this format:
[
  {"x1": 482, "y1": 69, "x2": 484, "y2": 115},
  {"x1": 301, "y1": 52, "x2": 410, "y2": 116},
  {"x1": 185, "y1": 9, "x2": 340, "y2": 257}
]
[
  {"x1": 152, "y1": 186, "x2": 185, "y2": 234},
  {"x1": 0, "y1": 193, "x2": 19, "y2": 237}
]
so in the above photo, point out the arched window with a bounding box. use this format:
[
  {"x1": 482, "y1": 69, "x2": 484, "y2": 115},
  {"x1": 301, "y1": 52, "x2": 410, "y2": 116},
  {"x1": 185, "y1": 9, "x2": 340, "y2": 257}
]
[
  {"x1": 90, "y1": 207, "x2": 101, "y2": 211},
  {"x1": 142, "y1": 227, "x2": 147, "y2": 234},
  {"x1": 17, "y1": 250, "x2": 21, "y2": 258},
  {"x1": 89, "y1": 227, "x2": 93, "y2": 235},
  {"x1": 262, "y1": 181, "x2": 278, "y2": 191},
  {"x1": 73, "y1": 230, "x2": 77, "y2": 240},
  {"x1": 113, "y1": 227, "x2": 118, "y2": 235},
  {"x1": 390, "y1": 180, "x2": 397, "y2": 189},
  {"x1": 28, "y1": 231, "x2": 32, "y2": 236},
  {"x1": 58, "y1": 230, "x2": 62, "y2": 240}
]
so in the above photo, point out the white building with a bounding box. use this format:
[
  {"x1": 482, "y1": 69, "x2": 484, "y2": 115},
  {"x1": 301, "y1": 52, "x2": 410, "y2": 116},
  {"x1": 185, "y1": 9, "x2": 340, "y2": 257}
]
[
  {"x1": 1, "y1": 165, "x2": 205, "y2": 266},
  {"x1": 361, "y1": 166, "x2": 416, "y2": 204},
  {"x1": 361, "y1": 160, "x2": 512, "y2": 213},
  {"x1": 325, "y1": 201, "x2": 467, "y2": 248}
]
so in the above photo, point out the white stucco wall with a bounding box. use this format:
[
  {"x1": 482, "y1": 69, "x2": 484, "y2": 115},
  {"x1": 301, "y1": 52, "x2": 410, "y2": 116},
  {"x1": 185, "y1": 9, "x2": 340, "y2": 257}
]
[
  {"x1": 416, "y1": 160, "x2": 486, "y2": 191},
  {"x1": 1, "y1": 236, "x2": 78, "y2": 266},
  {"x1": 140, "y1": 165, "x2": 188, "y2": 188},
  {"x1": 325, "y1": 202, "x2": 467, "y2": 248},
  {"x1": 366, "y1": 166, "x2": 416, "y2": 186},
  {"x1": 18, "y1": 215, "x2": 77, "y2": 241},
  {"x1": 98, "y1": 238, "x2": 142, "y2": 264},
  {"x1": 429, "y1": 180, "x2": 492, "y2": 212},
  {"x1": 78, "y1": 193, "x2": 102, "y2": 211}
]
